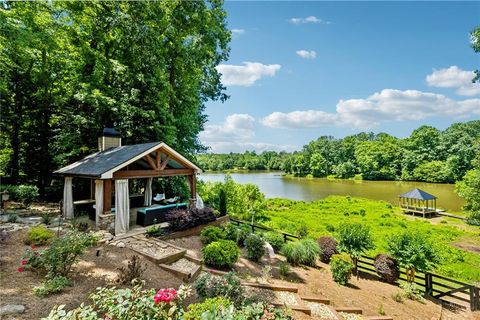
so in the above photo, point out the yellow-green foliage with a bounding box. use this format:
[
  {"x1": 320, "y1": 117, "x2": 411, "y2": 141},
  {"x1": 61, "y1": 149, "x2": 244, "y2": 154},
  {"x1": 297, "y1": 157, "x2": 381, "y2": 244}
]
[
  {"x1": 264, "y1": 196, "x2": 480, "y2": 282},
  {"x1": 25, "y1": 226, "x2": 55, "y2": 246}
]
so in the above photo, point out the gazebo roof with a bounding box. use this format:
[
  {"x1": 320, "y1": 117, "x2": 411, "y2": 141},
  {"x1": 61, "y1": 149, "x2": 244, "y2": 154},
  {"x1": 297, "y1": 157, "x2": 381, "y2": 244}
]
[
  {"x1": 55, "y1": 141, "x2": 201, "y2": 179},
  {"x1": 399, "y1": 188, "x2": 436, "y2": 200}
]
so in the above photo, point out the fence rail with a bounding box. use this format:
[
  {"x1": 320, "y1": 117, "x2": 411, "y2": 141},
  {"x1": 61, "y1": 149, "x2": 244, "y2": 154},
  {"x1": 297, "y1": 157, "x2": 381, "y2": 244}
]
[{"x1": 228, "y1": 217, "x2": 480, "y2": 311}]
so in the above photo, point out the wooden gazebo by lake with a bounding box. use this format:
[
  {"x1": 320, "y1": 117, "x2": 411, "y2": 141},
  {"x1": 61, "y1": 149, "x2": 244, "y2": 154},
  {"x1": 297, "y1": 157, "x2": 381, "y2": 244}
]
[{"x1": 399, "y1": 188, "x2": 437, "y2": 218}]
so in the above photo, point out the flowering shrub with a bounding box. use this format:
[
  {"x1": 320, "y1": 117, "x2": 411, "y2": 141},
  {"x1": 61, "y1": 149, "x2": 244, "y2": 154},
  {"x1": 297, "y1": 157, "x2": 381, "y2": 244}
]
[{"x1": 44, "y1": 281, "x2": 191, "y2": 320}]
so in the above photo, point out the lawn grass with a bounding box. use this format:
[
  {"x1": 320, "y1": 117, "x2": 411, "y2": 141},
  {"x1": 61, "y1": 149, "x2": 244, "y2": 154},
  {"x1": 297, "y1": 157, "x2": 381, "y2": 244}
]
[{"x1": 258, "y1": 196, "x2": 480, "y2": 284}]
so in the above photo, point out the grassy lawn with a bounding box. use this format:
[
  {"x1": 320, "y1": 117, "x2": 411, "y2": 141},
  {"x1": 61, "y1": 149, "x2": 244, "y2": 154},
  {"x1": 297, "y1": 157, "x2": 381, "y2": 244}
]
[{"x1": 259, "y1": 196, "x2": 480, "y2": 284}]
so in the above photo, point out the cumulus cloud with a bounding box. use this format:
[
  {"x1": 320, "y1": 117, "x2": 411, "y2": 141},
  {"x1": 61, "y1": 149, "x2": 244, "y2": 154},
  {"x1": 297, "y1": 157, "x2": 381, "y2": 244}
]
[
  {"x1": 200, "y1": 114, "x2": 298, "y2": 153},
  {"x1": 296, "y1": 50, "x2": 317, "y2": 59},
  {"x1": 216, "y1": 62, "x2": 281, "y2": 86},
  {"x1": 289, "y1": 16, "x2": 330, "y2": 25},
  {"x1": 426, "y1": 66, "x2": 480, "y2": 96},
  {"x1": 261, "y1": 89, "x2": 480, "y2": 129}
]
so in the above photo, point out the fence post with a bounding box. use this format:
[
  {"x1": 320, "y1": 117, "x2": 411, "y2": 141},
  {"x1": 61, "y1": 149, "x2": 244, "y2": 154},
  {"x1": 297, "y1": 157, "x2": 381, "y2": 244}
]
[
  {"x1": 283, "y1": 234, "x2": 287, "y2": 243},
  {"x1": 425, "y1": 273, "x2": 433, "y2": 296},
  {"x1": 251, "y1": 224, "x2": 255, "y2": 233},
  {"x1": 476, "y1": 287, "x2": 480, "y2": 311}
]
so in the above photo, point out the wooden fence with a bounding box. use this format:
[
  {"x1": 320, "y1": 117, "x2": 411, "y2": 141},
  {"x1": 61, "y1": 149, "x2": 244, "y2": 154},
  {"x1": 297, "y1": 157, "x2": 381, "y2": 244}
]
[{"x1": 229, "y1": 218, "x2": 480, "y2": 311}]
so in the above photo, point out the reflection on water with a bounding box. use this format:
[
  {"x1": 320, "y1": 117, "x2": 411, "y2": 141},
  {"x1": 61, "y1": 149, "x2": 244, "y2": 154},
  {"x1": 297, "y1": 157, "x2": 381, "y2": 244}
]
[{"x1": 199, "y1": 171, "x2": 465, "y2": 212}]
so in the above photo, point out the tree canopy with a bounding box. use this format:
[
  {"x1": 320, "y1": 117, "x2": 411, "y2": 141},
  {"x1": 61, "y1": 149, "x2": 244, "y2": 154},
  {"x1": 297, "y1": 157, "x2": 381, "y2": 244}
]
[{"x1": 0, "y1": 0, "x2": 230, "y2": 197}]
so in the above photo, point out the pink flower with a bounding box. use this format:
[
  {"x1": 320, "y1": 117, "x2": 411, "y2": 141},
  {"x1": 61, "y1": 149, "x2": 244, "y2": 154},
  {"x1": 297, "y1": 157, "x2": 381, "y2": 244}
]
[
  {"x1": 21, "y1": 260, "x2": 27, "y2": 265},
  {"x1": 17, "y1": 267, "x2": 24, "y2": 272},
  {"x1": 154, "y1": 288, "x2": 177, "y2": 304},
  {"x1": 34, "y1": 252, "x2": 39, "y2": 256}
]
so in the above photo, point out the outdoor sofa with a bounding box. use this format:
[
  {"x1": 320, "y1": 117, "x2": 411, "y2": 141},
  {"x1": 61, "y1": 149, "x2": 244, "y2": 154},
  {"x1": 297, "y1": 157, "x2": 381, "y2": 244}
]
[{"x1": 136, "y1": 202, "x2": 188, "y2": 227}]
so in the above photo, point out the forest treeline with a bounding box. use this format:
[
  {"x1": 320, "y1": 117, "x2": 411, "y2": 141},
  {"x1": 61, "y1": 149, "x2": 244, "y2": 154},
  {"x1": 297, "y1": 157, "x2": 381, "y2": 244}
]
[
  {"x1": 197, "y1": 121, "x2": 480, "y2": 183},
  {"x1": 0, "y1": 1, "x2": 230, "y2": 197}
]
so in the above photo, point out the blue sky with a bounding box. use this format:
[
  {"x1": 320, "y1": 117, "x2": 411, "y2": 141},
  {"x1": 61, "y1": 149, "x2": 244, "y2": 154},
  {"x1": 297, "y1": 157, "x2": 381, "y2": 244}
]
[{"x1": 200, "y1": 1, "x2": 480, "y2": 153}]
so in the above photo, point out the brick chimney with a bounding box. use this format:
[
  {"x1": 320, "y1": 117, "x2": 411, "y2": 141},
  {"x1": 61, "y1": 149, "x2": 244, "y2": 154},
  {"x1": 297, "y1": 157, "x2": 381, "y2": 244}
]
[{"x1": 98, "y1": 128, "x2": 121, "y2": 151}]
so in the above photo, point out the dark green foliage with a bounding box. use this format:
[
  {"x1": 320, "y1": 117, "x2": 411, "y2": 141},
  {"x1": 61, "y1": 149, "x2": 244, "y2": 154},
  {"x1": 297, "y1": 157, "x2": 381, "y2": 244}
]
[
  {"x1": 202, "y1": 240, "x2": 239, "y2": 269},
  {"x1": 145, "y1": 225, "x2": 165, "y2": 238},
  {"x1": 281, "y1": 239, "x2": 320, "y2": 266},
  {"x1": 263, "y1": 232, "x2": 284, "y2": 252},
  {"x1": 466, "y1": 211, "x2": 480, "y2": 226},
  {"x1": 1, "y1": 185, "x2": 39, "y2": 206},
  {"x1": 317, "y1": 236, "x2": 339, "y2": 263},
  {"x1": 297, "y1": 224, "x2": 309, "y2": 239},
  {"x1": 236, "y1": 224, "x2": 252, "y2": 247},
  {"x1": 223, "y1": 223, "x2": 240, "y2": 242},
  {"x1": 374, "y1": 254, "x2": 400, "y2": 284},
  {"x1": 1, "y1": 1, "x2": 231, "y2": 196},
  {"x1": 25, "y1": 226, "x2": 55, "y2": 246},
  {"x1": 330, "y1": 253, "x2": 354, "y2": 285},
  {"x1": 244, "y1": 233, "x2": 265, "y2": 262},
  {"x1": 7, "y1": 212, "x2": 19, "y2": 223},
  {"x1": 200, "y1": 226, "x2": 226, "y2": 245},
  {"x1": 219, "y1": 188, "x2": 227, "y2": 216},
  {"x1": 337, "y1": 222, "x2": 374, "y2": 259}
]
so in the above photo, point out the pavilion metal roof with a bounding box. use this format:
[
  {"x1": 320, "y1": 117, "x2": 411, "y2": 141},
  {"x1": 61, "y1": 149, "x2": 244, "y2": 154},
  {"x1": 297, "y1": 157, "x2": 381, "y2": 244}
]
[
  {"x1": 54, "y1": 142, "x2": 201, "y2": 178},
  {"x1": 399, "y1": 188, "x2": 436, "y2": 200}
]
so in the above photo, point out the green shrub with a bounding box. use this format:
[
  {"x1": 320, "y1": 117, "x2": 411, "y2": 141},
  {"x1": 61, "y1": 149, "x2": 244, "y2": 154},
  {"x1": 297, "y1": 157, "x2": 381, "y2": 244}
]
[
  {"x1": 466, "y1": 211, "x2": 480, "y2": 226},
  {"x1": 41, "y1": 213, "x2": 54, "y2": 225},
  {"x1": 146, "y1": 225, "x2": 165, "y2": 238},
  {"x1": 279, "y1": 261, "x2": 290, "y2": 278},
  {"x1": 330, "y1": 253, "x2": 354, "y2": 285},
  {"x1": 16, "y1": 185, "x2": 39, "y2": 207},
  {"x1": 224, "y1": 223, "x2": 240, "y2": 242},
  {"x1": 297, "y1": 224, "x2": 309, "y2": 238},
  {"x1": 117, "y1": 255, "x2": 146, "y2": 284},
  {"x1": 184, "y1": 297, "x2": 232, "y2": 320},
  {"x1": 244, "y1": 233, "x2": 265, "y2": 262},
  {"x1": 24, "y1": 230, "x2": 97, "y2": 277},
  {"x1": 194, "y1": 272, "x2": 245, "y2": 306},
  {"x1": 201, "y1": 226, "x2": 226, "y2": 245},
  {"x1": 281, "y1": 239, "x2": 320, "y2": 266},
  {"x1": 263, "y1": 232, "x2": 284, "y2": 252},
  {"x1": 34, "y1": 276, "x2": 70, "y2": 297},
  {"x1": 400, "y1": 282, "x2": 424, "y2": 302},
  {"x1": 337, "y1": 222, "x2": 374, "y2": 260},
  {"x1": 236, "y1": 225, "x2": 251, "y2": 247},
  {"x1": 25, "y1": 226, "x2": 55, "y2": 246},
  {"x1": 202, "y1": 240, "x2": 239, "y2": 269}
]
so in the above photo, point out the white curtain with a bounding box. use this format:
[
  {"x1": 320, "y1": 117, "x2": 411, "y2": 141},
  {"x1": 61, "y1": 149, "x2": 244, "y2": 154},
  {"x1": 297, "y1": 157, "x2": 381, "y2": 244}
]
[
  {"x1": 144, "y1": 177, "x2": 153, "y2": 206},
  {"x1": 115, "y1": 179, "x2": 130, "y2": 235},
  {"x1": 95, "y1": 180, "x2": 104, "y2": 227},
  {"x1": 63, "y1": 177, "x2": 74, "y2": 219},
  {"x1": 196, "y1": 193, "x2": 204, "y2": 209}
]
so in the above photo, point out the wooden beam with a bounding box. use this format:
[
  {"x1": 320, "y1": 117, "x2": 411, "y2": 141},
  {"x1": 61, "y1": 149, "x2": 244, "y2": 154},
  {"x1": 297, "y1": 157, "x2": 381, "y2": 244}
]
[
  {"x1": 103, "y1": 179, "x2": 112, "y2": 213},
  {"x1": 144, "y1": 154, "x2": 157, "y2": 170},
  {"x1": 113, "y1": 168, "x2": 194, "y2": 179},
  {"x1": 160, "y1": 155, "x2": 171, "y2": 170},
  {"x1": 156, "y1": 150, "x2": 161, "y2": 169}
]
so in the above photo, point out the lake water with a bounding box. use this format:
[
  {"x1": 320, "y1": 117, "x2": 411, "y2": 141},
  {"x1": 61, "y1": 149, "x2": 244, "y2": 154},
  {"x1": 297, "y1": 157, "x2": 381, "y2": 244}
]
[{"x1": 198, "y1": 171, "x2": 465, "y2": 212}]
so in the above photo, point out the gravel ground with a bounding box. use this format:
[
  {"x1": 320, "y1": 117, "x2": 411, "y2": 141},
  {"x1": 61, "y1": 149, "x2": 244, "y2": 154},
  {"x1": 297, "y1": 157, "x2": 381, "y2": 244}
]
[
  {"x1": 276, "y1": 291, "x2": 299, "y2": 306},
  {"x1": 307, "y1": 302, "x2": 337, "y2": 320},
  {"x1": 338, "y1": 312, "x2": 364, "y2": 320},
  {"x1": 169, "y1": 258, "x2": 198, "y2": 273}
]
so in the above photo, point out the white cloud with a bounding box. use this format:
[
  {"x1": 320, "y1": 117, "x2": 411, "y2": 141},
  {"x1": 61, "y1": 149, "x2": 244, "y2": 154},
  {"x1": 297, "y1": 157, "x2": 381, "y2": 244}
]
[
  {"x1": 200, "y1": 114, "x2": 298, "y2": 153},
  {"x1": 289, "y1": 16, "x2": 330, "y2": 25},
  {"x1": 216, "y1": 62, "x2": 281, "y2": 86},
  {"x1": 231, "y1": 29, "x2": 245, "y2": 35},
  {"x1": 296, "y1": 50, "x2": 317, "y2": 59},
  {"x1": 261, "y1": 89, "x2": 480, "y2": 129},
  {"x1": 426, "y1": 66, "x2": 480, "y2": 96}
]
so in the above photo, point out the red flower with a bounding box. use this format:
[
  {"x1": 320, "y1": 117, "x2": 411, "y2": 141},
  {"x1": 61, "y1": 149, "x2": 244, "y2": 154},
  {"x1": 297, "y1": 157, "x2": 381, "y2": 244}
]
[
  {"x1": 17, "y1": 267, "x2": 24, "y2": 272},
  {"x1": 21, "y1": 260, "x2": 27, "y2": 265},
  {"x1": 154, "y1": 288, "x2": 177, "y2": 304},
  {"x1": 30, "y1": 245, "x2": 35, "y2": 250},
  {"x1": 34, "y1": 252, "x2": 39, "y2": 256}
]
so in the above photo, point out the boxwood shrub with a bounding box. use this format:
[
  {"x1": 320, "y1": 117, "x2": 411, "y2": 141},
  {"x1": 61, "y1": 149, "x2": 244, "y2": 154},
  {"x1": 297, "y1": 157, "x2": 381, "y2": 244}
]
[
  {"x1": 330, "y1": 253, "x2": 354, "y2": 285},
  {"x1": 202, "y1": 240, "x2": 239, "y2": 269},
  {"x1": 262, "y1": 232, "x2": 284, "y2": 252},
  {"x1": 244, "y1": 233, "x2": 265, "y2": 262},
  {"x1": 200, "y1": 226, "x2": 226, "y2": 245}
]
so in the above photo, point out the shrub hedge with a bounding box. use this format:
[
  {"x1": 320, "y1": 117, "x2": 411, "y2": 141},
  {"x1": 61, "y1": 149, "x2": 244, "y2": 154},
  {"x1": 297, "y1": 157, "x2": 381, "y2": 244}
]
[{"x1": 202, "y1": 240, "x2": 239, "y2": 269}]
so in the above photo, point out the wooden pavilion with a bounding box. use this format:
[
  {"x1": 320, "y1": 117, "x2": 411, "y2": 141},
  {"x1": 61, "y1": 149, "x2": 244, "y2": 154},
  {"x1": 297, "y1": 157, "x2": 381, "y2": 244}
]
[
  {"x1": 55, "y1": 128, "x2": 201, "y2": 235},
  {"x1": 399, "y1": 188, "x2": 437, "y2": 218}
]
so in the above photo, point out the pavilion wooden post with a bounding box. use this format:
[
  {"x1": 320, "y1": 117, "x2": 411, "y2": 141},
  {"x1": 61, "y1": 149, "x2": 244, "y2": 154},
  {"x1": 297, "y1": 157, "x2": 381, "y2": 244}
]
[
  {"x1": 103, "y1": 179, "x2": 112, "y2": 213},
  {"x1": 186, "y1": 174, "x2": 197, "y2": 208}
]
